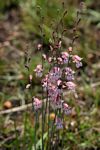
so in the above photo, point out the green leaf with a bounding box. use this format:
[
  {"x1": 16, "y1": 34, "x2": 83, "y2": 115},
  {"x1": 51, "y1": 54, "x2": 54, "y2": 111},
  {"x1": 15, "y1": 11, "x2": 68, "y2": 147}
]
[{"x1": 32, "y1": 132, "x2": 48, "y2": 150}]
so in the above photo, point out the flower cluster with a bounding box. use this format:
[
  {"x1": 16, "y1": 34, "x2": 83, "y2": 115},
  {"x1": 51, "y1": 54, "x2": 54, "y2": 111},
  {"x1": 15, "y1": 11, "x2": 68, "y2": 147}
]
[
  {"x1": 24, "y1": 6, "x2": 84, "y2": 149},
  {"x1": 32, "y1": 43, "x2": 82, "y2": 128}
]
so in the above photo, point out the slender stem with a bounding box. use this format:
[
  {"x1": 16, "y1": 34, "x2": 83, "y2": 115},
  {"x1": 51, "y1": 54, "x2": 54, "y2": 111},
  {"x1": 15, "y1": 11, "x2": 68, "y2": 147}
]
[
  {"x1": 41, "y1": 54, "x2": 44, "y2": 150},
  {"x1": 48, "y1": 95, "x2": 50, "y2": 149},
  {"x1": 34, "y1": 112, "x2": 37, "y2": 150},
  {"x1": 13, "y1": 120, "x2": 19, "y2": 150},
  {"x1": 42, "y1": 100, "x2": 44, "y2": 150}
]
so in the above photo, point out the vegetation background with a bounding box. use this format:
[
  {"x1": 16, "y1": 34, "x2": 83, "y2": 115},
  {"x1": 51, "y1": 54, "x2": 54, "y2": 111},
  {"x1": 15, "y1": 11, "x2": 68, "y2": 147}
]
[{"x1": 0, "y1": 0, "x2": 100, "y2": 149}]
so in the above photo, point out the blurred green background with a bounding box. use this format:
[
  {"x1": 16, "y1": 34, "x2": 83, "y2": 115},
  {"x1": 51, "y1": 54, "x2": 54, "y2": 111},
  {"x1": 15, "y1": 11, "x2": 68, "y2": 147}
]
[{"x1": 0, "y1": 0, "x2": 100, "y2": 149}]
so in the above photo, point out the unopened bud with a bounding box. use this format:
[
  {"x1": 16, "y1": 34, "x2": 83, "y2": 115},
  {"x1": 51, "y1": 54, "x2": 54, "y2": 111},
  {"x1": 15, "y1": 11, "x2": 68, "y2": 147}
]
[
  {"x1": 50, "y1": 45, "x2": 53, "y2": 51},
  {"x1": 48, "y1": 57, "x2": 52, "y2": 63},
  {"x1": 29, "y1": 74, "x2": 33, "y2": 82},
  {"x1": 37, "y1": 44, "x2": 42, "y2": 50},
  {"x1": 68, "y1": 47, "x2": 73, "y2": 52},
  {"x1": 42, "y1": 54, "x2": 46, "y2": 60},
  {"x1": 58, "y1": 41, "x2": 62, "y2": 48},
  {"x1": 26, "y1": 84, "x2": 31, "y2": 89}
]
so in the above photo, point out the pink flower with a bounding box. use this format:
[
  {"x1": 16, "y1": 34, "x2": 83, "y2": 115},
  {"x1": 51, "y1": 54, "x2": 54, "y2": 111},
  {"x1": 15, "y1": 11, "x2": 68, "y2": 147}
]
[
  {"x1": 57, "y1": 57, "x2": 63, "y2": 64},
  {"x1": 48, "y1": 57, "x2": 52, "y2": 63},
  {"x1": 61, "y1": 52, "x2": 69, "y2": 64},
  {"x1": 33, "y1": 97, "x2": 42, "y2": 110},
  {"x1": 73, "y1": 55, "x2": 82, "y2": 62},
  {"x1": 42, "y1": 74, "x2": 49, "y2": 91},
  {"x1": 64, "y1": 67, "x2": 75, "y2": 81},
  {"x1": 49, "y1": 67, "x2": 62, "y2": 82},
  {"x1": 48, "y1": 86, "x2": 58, "y2": 100},
  {"x1": 55, "y1": 117, "x2": 63, "y2": 129},
  {"x1": 47, "y1": 83, "x2": 62, "y2": 102},
  {"x1": 76, "y1": 61, "x2": 82, "y2": 68},
  {"x1": 34, "y1": 65, "x2": 43, "y2": 77},
  {"x1": 72, "y1": 55, "x2": 82, "y2": 68},
  {"x1": 63, "y1": 103, "x2": 72, "y2": 115},
  {"x1": 66, "y1": 81, "x2": 76, "y2": 91}
]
